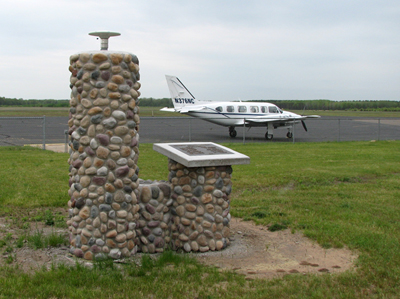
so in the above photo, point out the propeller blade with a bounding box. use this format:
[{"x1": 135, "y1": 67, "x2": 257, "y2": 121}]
[{"x1": 301, "y1": 120, "x2": 308, "y2": 132}]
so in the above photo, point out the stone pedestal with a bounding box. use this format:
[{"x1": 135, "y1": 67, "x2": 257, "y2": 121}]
[
  {"x1": 67, "y1": 51, "x2": 141, "y2": 260},
  {"x1": 168, "y1": 161, "x2": 232, "y2": 252},
  {"x1": 153, "y1": 142, "x2": 250, "y2": 253}
]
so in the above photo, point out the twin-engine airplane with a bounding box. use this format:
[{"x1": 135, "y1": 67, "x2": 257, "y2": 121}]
[{"x1": 161, "y1": 75, "x2": 320, "y2": 140}]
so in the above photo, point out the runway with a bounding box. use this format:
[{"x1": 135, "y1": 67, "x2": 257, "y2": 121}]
[{"x1": 0, "y1": 116, "x2": 399, "y2": 146}]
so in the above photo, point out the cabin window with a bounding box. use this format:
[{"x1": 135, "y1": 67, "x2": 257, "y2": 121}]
[
  {"x1": 216, "y1": 106, "x2": 223, "y2": 112},
  {"x1": 269, "y1": 106, "x2": 279, "y2": 113},
  {"x1": 261, "y1": 106, "x2": 267, "y2": 113},
  {"x1": 226, "y1": 106, "x2": 234, "y2": 112},
  {"x1": 238, "y1": 106, "x2": 247, "y2": 113},
  {"x1": 250, "y1": 106, "x2": 259, "y2": 113}
]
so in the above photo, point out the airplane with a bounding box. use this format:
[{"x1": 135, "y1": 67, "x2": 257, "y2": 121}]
[{"x1": 161, "y1": 75, "x2": 320, "y2": 140}]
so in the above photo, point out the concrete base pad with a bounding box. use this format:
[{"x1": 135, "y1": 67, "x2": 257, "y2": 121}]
[{"x1": 25, "y1": 144, "x2": 67, "y2": 153}]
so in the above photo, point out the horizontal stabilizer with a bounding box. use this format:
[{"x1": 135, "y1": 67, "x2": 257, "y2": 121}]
[
  {"x1": 160, "y1": 107, "x2": 177, "y2": 112},
  {"x1": 181, "y1": 106, "x2": 210, "y2": 112}
]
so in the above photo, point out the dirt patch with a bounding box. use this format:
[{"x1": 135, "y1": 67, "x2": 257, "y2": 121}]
[
  {"x1": 0, "y1": 217, "x2": 357, "y2": 279},
  {"x1": 196, "y1": 218, "x2": 357, "y2": 279},
  {"x1": 0, "y1": 219, "x2": 73, "y2": 272}
]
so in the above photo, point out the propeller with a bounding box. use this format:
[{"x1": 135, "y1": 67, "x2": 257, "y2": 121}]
[
  {"x1": 301, "y1": 120, "x2": 308, "y2": 132},
  {"x1": 300, "y1": 105, "x2": 308, "y2": 132}
]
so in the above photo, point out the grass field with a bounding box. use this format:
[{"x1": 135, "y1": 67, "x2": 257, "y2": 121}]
[
  {"x1": 0, "y1": 107, "x2": 70, "y2": 117},
  {"x1": 0, "y1": 141, "x2": 400, "y2": 297},
  {"x1": 0, "y1": 106, "x2": 180, "y2": 118},
  {"x1": 1, "y1": 106, "x2": 400, "y2": 118}
]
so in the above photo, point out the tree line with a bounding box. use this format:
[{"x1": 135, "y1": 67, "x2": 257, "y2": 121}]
[
  {"x1": 257, "y1": 100, "x2": 400, "y2": 111},
  {"x1": 1, "y1": 96, "x2": 399, "y2": 111},
  {"x1": 133, "y1": 98, "x2": 400, "y2": 111},
  {"x1": 0, "y1": 97, "x2": 172, "y2": 108},
  {"x1": 0, "y1": 97, "x2": 69, "y2": 107}
]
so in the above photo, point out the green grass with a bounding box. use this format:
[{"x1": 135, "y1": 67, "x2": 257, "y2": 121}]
[
  {"x1": 24, "y1": 229, "x2": 67, "y2": 249},
  {"x1": 0, "y1": 251, "x2": 249, "y2": 298},
  {"x1": 1, "y1": 141, "x2": 400, "y2": 297},
  {"x1": 0, "y1": 146, "x2": 69, "y2": 210}
]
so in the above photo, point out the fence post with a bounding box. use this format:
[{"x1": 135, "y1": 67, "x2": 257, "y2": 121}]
[
  {"x1": 378, "y1": 118, "x2": 380, "y2": 141},
  {"x1": 65, "y1": 130, "x2": 68, "y2": 153},
  {"x1": 292, "y1": 121, "x2": 295, "y2": 144},
  {"x1": 189, "y1": 118, "x2": 192, "y2": 142},
  {"x1": 243, "y1": 119, "x2": 245, "y2": 144},
  {"x1": 42, "y1": 115, "x2": 46, "y2": 150}
]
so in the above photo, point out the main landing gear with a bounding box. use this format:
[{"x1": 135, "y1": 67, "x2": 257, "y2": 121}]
[
  {"x1": 229, "y1": 126, "x2": 237, "y2": 138},
  {"x1": 228, "y1": 126, "x2": 274, "y2": 140},
  {"x1": 286, "y1": 132, "x2": 293, "y2": 138},
  {"x1": 265, "y1": 132, "x2": 273, "y2": 140}
]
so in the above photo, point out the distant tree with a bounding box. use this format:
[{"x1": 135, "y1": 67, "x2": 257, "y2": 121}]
[{"x1": 138, "y1": 98, "x2": 173, "y2": 107}]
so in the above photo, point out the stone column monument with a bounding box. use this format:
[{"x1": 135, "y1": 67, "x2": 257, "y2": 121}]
[{"x1": 66, "y1": 32, "x2": 141, "y2": 260}]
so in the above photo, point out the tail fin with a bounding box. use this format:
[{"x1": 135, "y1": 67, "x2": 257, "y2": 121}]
[{"x1": 165, "y1": 75, "x2": 197, "y2": 108}]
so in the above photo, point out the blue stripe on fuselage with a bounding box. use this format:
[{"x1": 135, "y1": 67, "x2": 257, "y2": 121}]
[{"x1": 187, "y1": 111, "x2": 272, "y2": 117}]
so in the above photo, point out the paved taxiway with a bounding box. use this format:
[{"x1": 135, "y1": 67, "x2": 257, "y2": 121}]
[{"x1": 0, "y1": 116, "x2": 399, "y2": 146}]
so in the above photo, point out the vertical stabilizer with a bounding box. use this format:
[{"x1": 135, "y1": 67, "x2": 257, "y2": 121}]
[{"x1": 165, "y1": 75, "x2": 198, "y2": 108}]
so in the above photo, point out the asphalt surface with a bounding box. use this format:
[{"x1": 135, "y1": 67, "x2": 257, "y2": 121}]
[{"x1": 0, "y1": 116, "x2": 399, "y2": 146}]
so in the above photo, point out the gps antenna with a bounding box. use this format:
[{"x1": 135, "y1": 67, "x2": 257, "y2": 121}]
[{"x1": 88, "y1": 31, "x2": 121, "y2": 50}]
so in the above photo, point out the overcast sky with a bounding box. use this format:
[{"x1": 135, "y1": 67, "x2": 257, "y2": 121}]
[{"x1": 0, "y1": 0, "x2": 399, "y2": 101}]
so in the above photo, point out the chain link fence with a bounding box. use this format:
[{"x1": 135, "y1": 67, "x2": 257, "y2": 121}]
[
  {"x1": 0, "y1": 116, "x2": 399, "y2": 148},
  {"x1": 138, "y1": 117, "x2": 400, "y2": 144},
  {"x1": 0, "y1": 116, "x2": 47, "y2": 149}
]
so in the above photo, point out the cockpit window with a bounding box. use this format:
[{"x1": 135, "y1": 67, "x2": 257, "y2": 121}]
[
  {"x1": 261, "y1": 106, "x2": 267, "y2": 113},
  {"x1": 226, "y1": 106, "x2": 234, "y2": 112},
  {"x1": 216, "y1": 106, "x2": 223, "y2": 112},
  {"x1": 250, "y1": 106, "x2": 259, "y2": 113},
  {"x1": 238, "y1": 106, "x2": 247, "y2": 113},
  {"x1": 269, "y1": 106, "x2": 279, "y2": 113}
]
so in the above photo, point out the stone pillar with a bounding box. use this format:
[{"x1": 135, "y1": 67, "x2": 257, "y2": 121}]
[
  {"x1": 168, "y1": 159, "x2": 232, "y2": 252},
  {"x1": 66, "y1": 51, "x2": 141, "y2": 260}
]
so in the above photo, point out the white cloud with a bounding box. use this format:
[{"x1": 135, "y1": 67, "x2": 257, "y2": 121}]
[{"x1": 0, "y1": 0, "x2": 399, "y2": 100}]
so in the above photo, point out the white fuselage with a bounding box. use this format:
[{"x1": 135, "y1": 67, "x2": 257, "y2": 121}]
[
  {"x1": 164, "y1": 75, "x2": 319, "y2": 139},
  {"x1": 179, "y1": 101, "x2": 304, "y2": 128}
]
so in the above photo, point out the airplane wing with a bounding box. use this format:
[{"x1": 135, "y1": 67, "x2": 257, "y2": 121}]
[
  {"x1": 245, "y1": 116, "x2": 303, "y2": 124},
  {"x1": 245, "y1": 118, "x2": 283, "y2": 124},
  {"x1": 245, "y1": 114, "x2": 320, "y2": 124}
]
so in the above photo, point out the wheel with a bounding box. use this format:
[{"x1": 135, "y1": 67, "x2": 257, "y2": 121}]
[
  {"x1": 286, "y1": 132, "x2": 293, "y2": 138},
  {"x1": 265, "y1": 132, "x2": 273, "y2": 140},
  {"x1": 229, "y1": 129, "x2": 237, "y2": 138}
]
